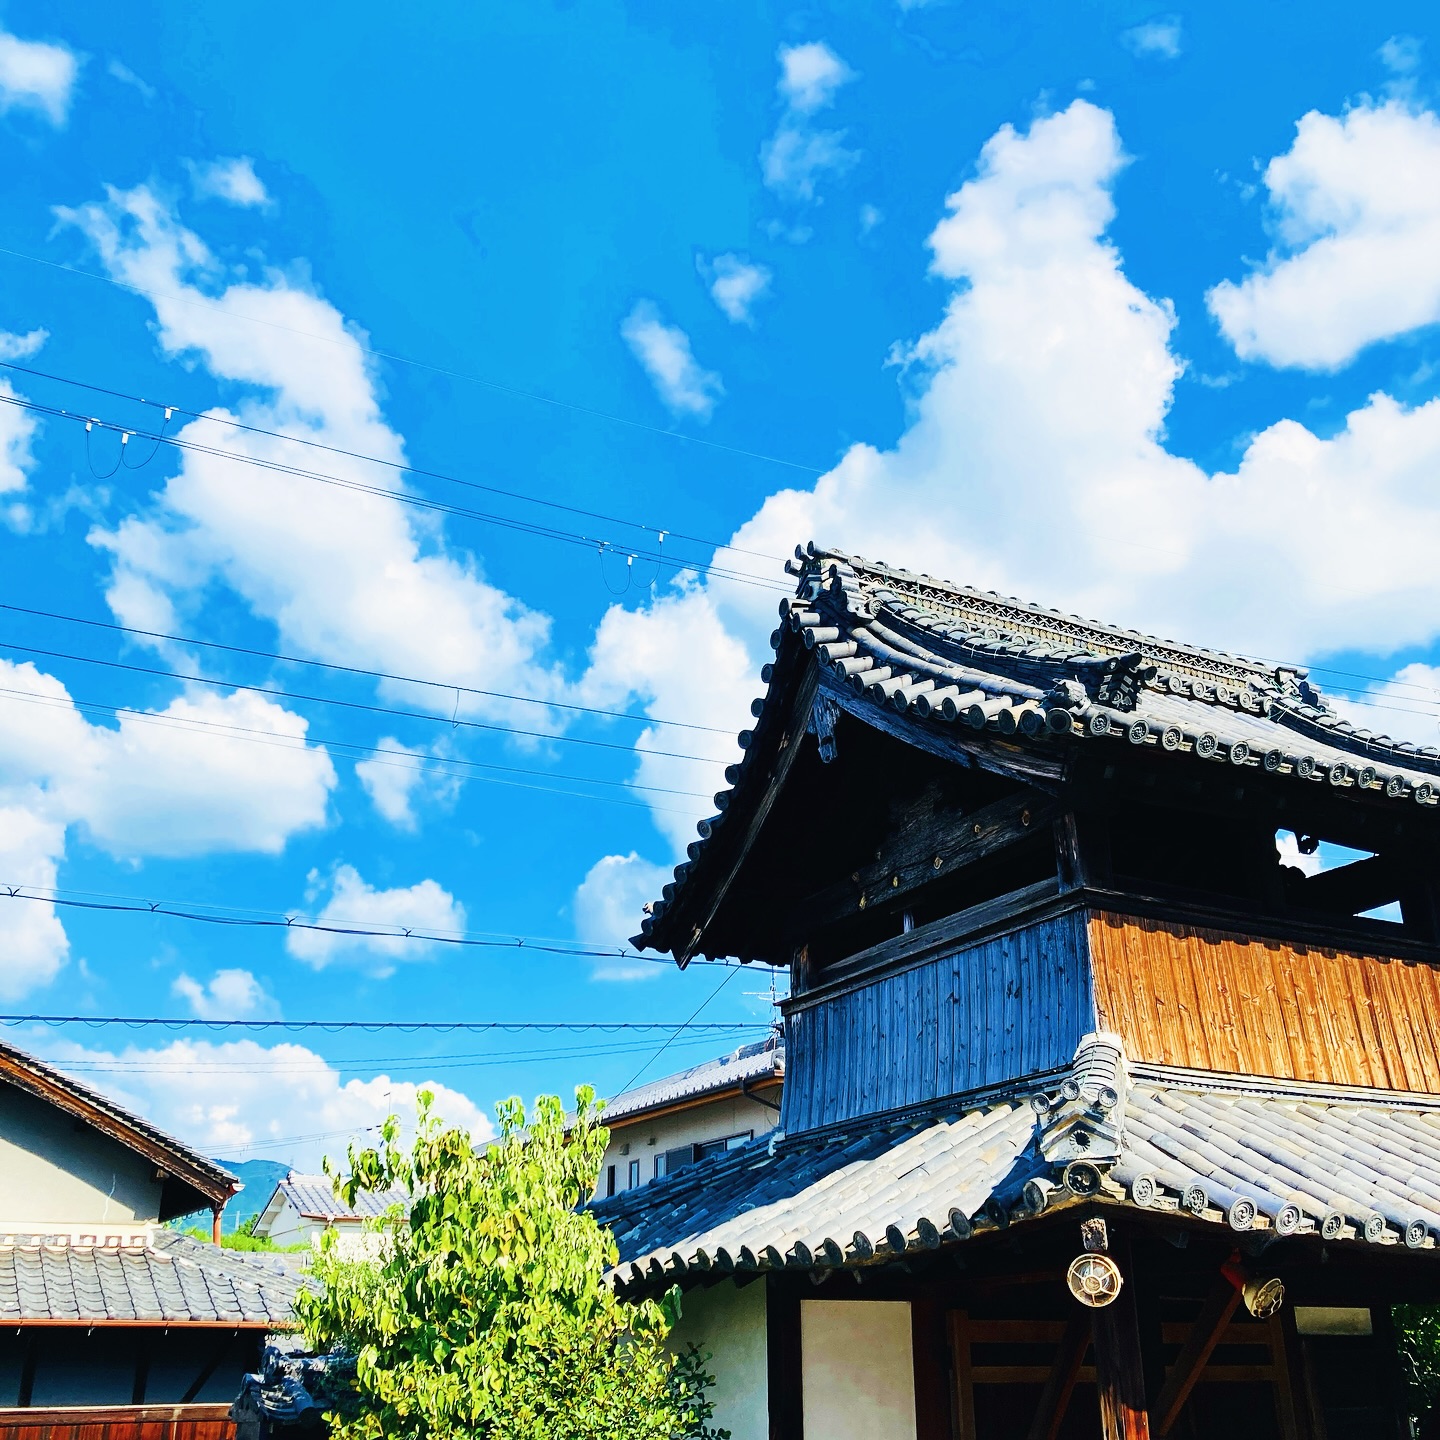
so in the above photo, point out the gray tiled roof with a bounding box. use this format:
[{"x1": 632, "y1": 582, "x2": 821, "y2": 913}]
[
  {"x1": 0, "y1": 1233, "x2": 301, "y2": 1323},
  {"x1": 638, "y1": 544, "x2": 1440, "y2": 954},
  {"x1": 594, "y1": 1035, "x2": 1440, "y2": 1288},
  {"x1": 603, "y1": 1037, "x2": 783, "y2": 1124},
  {"x1": 273, "y1": 1173, "x2": 407, "y2": 1222}
]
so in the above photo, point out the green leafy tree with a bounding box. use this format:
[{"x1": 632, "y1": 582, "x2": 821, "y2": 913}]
[{"x1": 294, "y1": 1087, "x2": 726, "y2": 1440}]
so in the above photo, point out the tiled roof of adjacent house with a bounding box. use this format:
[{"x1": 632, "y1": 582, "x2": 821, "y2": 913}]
[
  {"x1": 0, "y1": 1036, "x2": 237, "y2": 1216},
  {"x1": 637, "y1": 544, "x2": 1440, "y2": 956},
  {"x1": 593, "y1": 1034, "x2": 1440, "y2": 1291},
  {"x1": 0, "y1": 1233, "x2": 302, "y2": 1324},
  {"x1": 603, "y1": 1036, "x2": 783, "y2": 1124},
  {"x1": 269, "y1": 1174, "x2": 408, "y2": 1222}
]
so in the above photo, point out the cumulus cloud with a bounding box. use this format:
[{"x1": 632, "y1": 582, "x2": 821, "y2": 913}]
[
  {"x1": 1121, "y1": 16, "x2": 1183, "y2": 59},
  {"x1": 1208, "y1": 101, "x2": 1440, "y2": 369},
  {"x1": 355, "y1": 738, "x2": 425, "y2": 828},
  {"x1": 32, "y1": 1035, "x2": 494, "y2": 1171},
  {"x1": 573, "y1": 851, "x2": 671, "y2": 975},
  {"x1": 699, "y1": 253, "x2": 771, "y2": 326},
  {"x1": 0, "y1": 27, "x2": 78, "y2": 126},
  {"x1": 777, "y1": 42, "x2": 854, "y2": 114},
  {"x1": 573, "y1": 97, "x2": 1440, "y2": 896},
  {"x1": 620, "y1": 301, "x2": 723, "y2": 419},
  {"x1": 188, "y1": 156, "x2": 270, "y2": 208},
  {"x1": 0, "y1": 658, "x2": 336, "y2": 996},
  {"x1": 172, "y1": 968, "x2": 278, "y2": 1020},
  {"x1": 58, "y1": 185, "x2": 562, "y2": 728},
  {"x1": 286, "y1": 864, "x2": 466, "y2": 973},
  {"x1": 762, "y1": 42, "x2": 859, "y2": 204},
  {"x1": 1333, "y1": 663, "x2": 1440, "y2": 748}
]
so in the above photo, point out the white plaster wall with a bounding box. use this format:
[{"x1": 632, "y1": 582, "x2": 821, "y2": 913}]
[
  {"x1": 0, "y1": 1083, "x2": 163, "y2": 1232},
  {"x1": 801, "y1": 1300, "x2": 917, "y2": 1440},
  {"x1": 667, "y1": 1279, "x2": 768, "y2": 1440},
  {"x1": 260, "y1": 1201, "x2": 325, "y2": 1248},
  {"x1": 596, "y1": 1093, "x2": 780, "y2": 1198}
]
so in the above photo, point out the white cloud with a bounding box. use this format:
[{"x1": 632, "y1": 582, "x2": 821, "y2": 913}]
[
  {"x1": 859, "y1": 203, "x2": 883, "y2": 236},
  {"x1": 575, "y1": 98, "x2": 1440, "y2": 887},
  {"x1": 107, "y1": 59, "x2": 155, "y2": 102},
  {"x1": 777, "y1": 42, "x2": 854, "y2": 114},
  {"x1": 172, "y1": 968, "x2": 278, "y2": 1020},
  {"x1": 188, "y1": 157, "x2": 270, "y2": 209},
  {"x1": 1121, "y1": 16, "x2": 1183, "y2": 59},
  {"x1": 355, "y1": 738, "x2": 425, "y2": 828},
  {"x1": 620, "y1": 301, "x2": 723, "y2": 419},
  {"x1": 1379, "y1": 36, "x2": 1422, "y2": 78},
  {"x1": 31, "y1": 1035, "x2": 493, "y2": 1171},
  {"x1": 762, "y1": 126, "x2": 859, "y2": 204},
  {"x1": 0, "y1": 658, "x2": 336, "y2": 998},
  {"x1": 573, "y1": 851, "x2": 671, "y2": 974},
  {"x1": 0, "y1": 328, "x2": 46, "y2": 361},
  {"x1": 0, "y1": 803, "x2": 68, "y2": 998},
  {"x1": 762, "y1": 43, "x2": 859, "y2": 204},
  {"x1": 59, "y1": 185, "x2": 562, "y2": 728},
  {"x1": 0, "y1": 27, "x2": 78, "y2": 127},
  {"x1": 1208, "y1": 101, "x2": 1440, "y2": 369},
  {"x1": 700, "y1": 254, "x2": 771, "y2": 326},
  {"x1": 1333, "y1": 662, "x2": 1440, "y2": 748},
  {"x1": 0, "y1": 659, "x2": 336, "y2": 859},
  {"x1": 286, "y1": 864, "x2": 466, "y2": 973}
]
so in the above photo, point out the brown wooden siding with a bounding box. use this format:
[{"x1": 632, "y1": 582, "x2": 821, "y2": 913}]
[
  {"x1": 1088, "y1": 910, "x2": 1440, "y2": 1092},
  {"x1": 0, "y1": 1404, "x2": 233, "y2": 1440}
]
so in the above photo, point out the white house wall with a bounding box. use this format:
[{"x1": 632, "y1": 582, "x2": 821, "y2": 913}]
[
  {"x1": 801, "y1": 1300, "x2": 917, "y2": 1440},
  {"x1": 666, "y1": 1279, "x2": 768, "y2": 1440},
  {"x1": 0, "y1": 1084, "x2": 163, "y2": 1237},
  {"x1": 598, "y1": 1093, "x2": 780, "y2": 1197}
]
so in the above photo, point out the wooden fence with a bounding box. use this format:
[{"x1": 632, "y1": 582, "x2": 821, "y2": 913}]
[{"x1": 0, "y1": 1404, "x2": 234, "y2": 1440}]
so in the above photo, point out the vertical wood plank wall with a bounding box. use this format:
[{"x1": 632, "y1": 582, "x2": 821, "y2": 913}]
[
  {"x1": 782, "y1": 912, "x2": 1092, "y2": 1132},
  {"x1": 1088, "y1": 911, "x2": 1440, "y2": 1093},
  {"x1": 0, "y1": 1406, "x2": 233, "y2": 1440}
]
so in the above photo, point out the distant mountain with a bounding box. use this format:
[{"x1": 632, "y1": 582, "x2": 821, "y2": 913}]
[{"x1": 215, "y1": 1158, "x2": 290, "y2": 1232}]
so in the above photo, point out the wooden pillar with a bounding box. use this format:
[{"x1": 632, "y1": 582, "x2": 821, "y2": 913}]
[
  {"x1": 211, "y1": 1204, "x2": 224, "y2": 1245},
  {"x1": 767, "y1": 1276, "x2": 803, "y2": 1440},
  {"x1": 947, "y1": 1310, "x2": 977, "y2": 1440},
  {"x1": 1093, "y1": 1248, "x2": 1152, "y2": 1440},
  {"x1": 1150, "y1": 1272, "x2": 1242, "y2": 1436},
  {"x1": 911, "y1": 1298, "x2": 951, "y2": 1440}
]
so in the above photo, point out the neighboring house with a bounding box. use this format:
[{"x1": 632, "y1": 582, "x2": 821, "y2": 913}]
[
  {"x1": 0, "y1": 1035, "x2": 299, "y2": 1433},
  {"x1": 594, "y1": 544, "x2": 1440, "y2": 1440},
  {"x1": 594, "y1": 1036, "x2": 783, "y2": 1200},
  {"x1": 252, "y1": 1174, "x2": 406, "y2": 1252}
]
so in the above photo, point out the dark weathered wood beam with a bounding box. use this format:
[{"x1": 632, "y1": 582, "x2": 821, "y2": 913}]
[
  {"x1": 1094, "y1": 1248, "x2": 1152, "y2": 1440},
  {"x1": 912, "y1": 1298, "x2": 951, "y2": 1440},
  {"x1": 786, "y1": 789, "x2": 1055, "y2": 939},
  {"x1": 1025, "y1": 1314, "x2": 1090, "y2": 1440},
  {"x1": 1150, "y1": 1272, "x2": 1242, "y2": 1437},
  {"x1": 1295, "y1": 854, "x2": 1400, "y2": 917},
  {"x1": 766, "y1": 1276, "x2": 803, "y2": 1440}
]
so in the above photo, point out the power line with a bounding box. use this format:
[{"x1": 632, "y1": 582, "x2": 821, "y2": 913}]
[
  {"x1": 0, "y1": 638, "x2": 733, "y2": 766},
  {"x1": 0, "y1": 682, "x2": 711, "y2": 817},
  {"x1": 0, "y1": 358, "x2": 794, "y2": 564},
  {"x1": 3, "y1": 1014, "x2": 762, "y2": 1034},
  {"x1": 0, "y1": 392, "x2": 793, "y2": 597},
  {"x1": 0, "y1": 249, "x2": 826, "y2": 476},
  {"x1": 617, "y1": 967, "x2": 743, "y2": 1093},
  {"x1": 0, "y1": 599, "x2": 734, "y2": 736},
  {"x1": 0, "y1": 888, "x2": 773, "y2": 970}
]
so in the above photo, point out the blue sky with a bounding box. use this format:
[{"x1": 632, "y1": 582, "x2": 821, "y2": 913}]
[{"x1": 2, "y1": 1, "x2": 1440, "y2": 1169}]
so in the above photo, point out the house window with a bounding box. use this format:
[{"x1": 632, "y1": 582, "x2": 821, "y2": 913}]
[
  {"x1": 605, "y1": 1165, "x2": 616, "y2": 1198},
  {"x1": 655, "y1": 1154, "x2": 667, "y2": 1180},
  {"x1": 695, "y1": 1131, "x2": 754, "y2": 1161},
  {"x1": 628, "y1": 1159, "x2": 641, "y2": 1189}
]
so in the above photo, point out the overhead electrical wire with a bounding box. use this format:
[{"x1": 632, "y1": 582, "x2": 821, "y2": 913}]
[
  {"x1": 0, "y1": 639, "x2": 732, "y2": 766},
  {"x1": 0, "y1": 599, "x2": 734, "y2": 736},
  {"x1": 0, "y1": 683, "x2": 712, "y2": 817},
  {"x1": 0, "y1": 358, "x2": 796, "y2": 564},
  {"x1": 0, "y1": 391, "x2": 794, "y2": 597},
  {"x1": 2, "y1": 1014, "x2": 766, "y2": 1034},
  {"x1": 0, "y1": 888, "x2": 778, "y2": 971},
  {"x1": 0, "y1": 250, "x2": 826, "y2": 477}
]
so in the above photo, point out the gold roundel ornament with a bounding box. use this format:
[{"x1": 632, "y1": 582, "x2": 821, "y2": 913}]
[{"x1": 1066, "y1": 1252, "x2": 1124, "y2": 1308}]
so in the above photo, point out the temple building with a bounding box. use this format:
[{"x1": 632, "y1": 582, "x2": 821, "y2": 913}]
[{"x1": 593, "y1": 544, "x2": 1440, "y2": 1440}]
